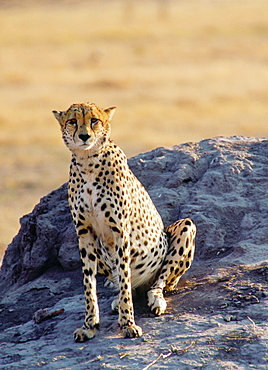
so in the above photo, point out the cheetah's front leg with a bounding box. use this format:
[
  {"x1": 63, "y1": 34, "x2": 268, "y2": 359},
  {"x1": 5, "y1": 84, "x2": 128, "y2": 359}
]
[
  {"x1": 74, "y1": 233, "x2": 99, "y2": 342},
  {"x1": 148, "y1": 218, "x2": 196, "y2": 315},
  {"x1": 115, "y1": 238, "x2": 142, "y2": 338}
]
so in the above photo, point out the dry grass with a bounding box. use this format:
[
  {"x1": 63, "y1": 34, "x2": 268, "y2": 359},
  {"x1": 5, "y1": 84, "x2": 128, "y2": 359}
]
[{"x1": 1, "y1": 0, "x2": 268, "y2": 259}]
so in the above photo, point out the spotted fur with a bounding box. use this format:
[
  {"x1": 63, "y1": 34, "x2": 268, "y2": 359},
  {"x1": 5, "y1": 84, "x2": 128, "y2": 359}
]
[{"x1": 53, "y1": 102, "x2": 196, "y2": 341}]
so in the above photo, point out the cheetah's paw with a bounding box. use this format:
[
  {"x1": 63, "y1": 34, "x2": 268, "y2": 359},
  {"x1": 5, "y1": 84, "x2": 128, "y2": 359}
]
[
  {"x1": 104, "y1": 278, "x2": 115, "y2": 289},
  {"x1": 111, "y1": 295, "x2": 119, "y2": 312},
  {"x1": 122, "y1": 324, "x2": 142, "y2": 338},
  {"x1": 147, "y1": 288, "x2": 167, "y2": 316},
  {"x1": 73, "y1": 327, "x2": 98, "y2": 342}
]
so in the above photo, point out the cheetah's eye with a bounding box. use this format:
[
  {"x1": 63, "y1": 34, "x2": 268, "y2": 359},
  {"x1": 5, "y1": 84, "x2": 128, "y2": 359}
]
[
  {"x1": 67, "y1": 118, "x2": 77, "y2": 125},
  {"x1": 91, "y1": 118, "x2": 99, "y2": 126}
]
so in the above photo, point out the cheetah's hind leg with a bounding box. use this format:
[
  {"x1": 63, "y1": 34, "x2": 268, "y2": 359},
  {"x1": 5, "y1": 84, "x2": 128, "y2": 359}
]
[
  {"x1": 164, "y1": 218, "x2": 196, "y2": 291},
  {"x1": 148, "y1": 218, "x2": 196, "y2": 315}
]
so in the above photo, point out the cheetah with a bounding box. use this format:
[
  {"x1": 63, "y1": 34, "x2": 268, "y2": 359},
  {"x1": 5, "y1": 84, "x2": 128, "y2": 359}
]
[{"x1": 53, "y1": 102, "x2": 196, "y2": 341}]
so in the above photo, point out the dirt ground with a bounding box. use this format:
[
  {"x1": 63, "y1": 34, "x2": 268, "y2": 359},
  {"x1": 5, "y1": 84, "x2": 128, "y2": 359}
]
[{"x1": 1, "y1": 262, "x2": 267, "y2": 369}]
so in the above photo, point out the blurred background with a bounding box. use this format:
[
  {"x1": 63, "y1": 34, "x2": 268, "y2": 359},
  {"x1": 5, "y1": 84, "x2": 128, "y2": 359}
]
[{"x1": 1, "y1": 0, "x2": 268, "y2": 260}]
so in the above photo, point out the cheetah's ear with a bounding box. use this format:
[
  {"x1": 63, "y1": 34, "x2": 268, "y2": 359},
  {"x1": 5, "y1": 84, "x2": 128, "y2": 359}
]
[
  {"x1": 105, "y1": 107, "x2": 116, "y2": 121},
  {"x1": 52, "y1": 110, "x2": 63, "y2": 122}
]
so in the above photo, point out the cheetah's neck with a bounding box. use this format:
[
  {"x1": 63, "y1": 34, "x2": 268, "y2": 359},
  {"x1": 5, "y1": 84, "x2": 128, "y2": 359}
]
[{"x1": 70, "y1": 138, "x2": 127, "y2": 179}]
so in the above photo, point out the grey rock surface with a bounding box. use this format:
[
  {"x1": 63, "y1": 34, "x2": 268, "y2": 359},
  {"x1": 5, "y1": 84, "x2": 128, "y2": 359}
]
[{"x1": 0, "y1": 136, "x2": 268, "y2": 369}]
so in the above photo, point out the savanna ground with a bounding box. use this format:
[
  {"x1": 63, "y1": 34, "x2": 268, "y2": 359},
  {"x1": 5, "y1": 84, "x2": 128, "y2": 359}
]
[{"x1": 1, "y1": 0, "x2": 268, "y2": 260}]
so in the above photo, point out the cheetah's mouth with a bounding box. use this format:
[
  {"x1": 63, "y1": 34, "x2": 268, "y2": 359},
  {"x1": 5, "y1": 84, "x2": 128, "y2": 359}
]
[{"x1": 78, "y1": 141, "x2": 94, "y2": 150}]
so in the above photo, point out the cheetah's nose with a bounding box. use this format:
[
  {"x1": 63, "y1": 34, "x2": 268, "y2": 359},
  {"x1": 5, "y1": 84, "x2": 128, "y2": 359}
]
[{"x1": 79, "y1": 133, "x2": 90, "y2": 142}]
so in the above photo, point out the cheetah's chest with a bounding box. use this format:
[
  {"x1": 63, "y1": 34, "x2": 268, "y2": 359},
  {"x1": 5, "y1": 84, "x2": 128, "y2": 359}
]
[{"x1": 69, "y1": 174, "x2": 116, "y2": 247}]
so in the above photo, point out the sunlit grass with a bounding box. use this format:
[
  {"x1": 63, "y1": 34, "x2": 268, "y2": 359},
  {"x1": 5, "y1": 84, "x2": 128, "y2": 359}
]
[{"x1": 1, "y1": 0, "x2": 268, "y2": 258}]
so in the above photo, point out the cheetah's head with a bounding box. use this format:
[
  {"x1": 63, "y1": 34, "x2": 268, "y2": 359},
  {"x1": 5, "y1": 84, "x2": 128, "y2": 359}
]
[{"x1": 53, "y1": 102, "x2": 116, "y2": 153}]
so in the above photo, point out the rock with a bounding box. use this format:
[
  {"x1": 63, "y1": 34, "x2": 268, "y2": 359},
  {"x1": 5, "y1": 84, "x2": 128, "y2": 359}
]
[
  {"x1": 0, "y1": 183, "x2": 78, "y2": 290},
  {"x1": 2, "y1": 136, "x2": 268, "y2": 290},
  {"x1": 0, "y1": 136, "x2": 268, "y2": 369}
]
